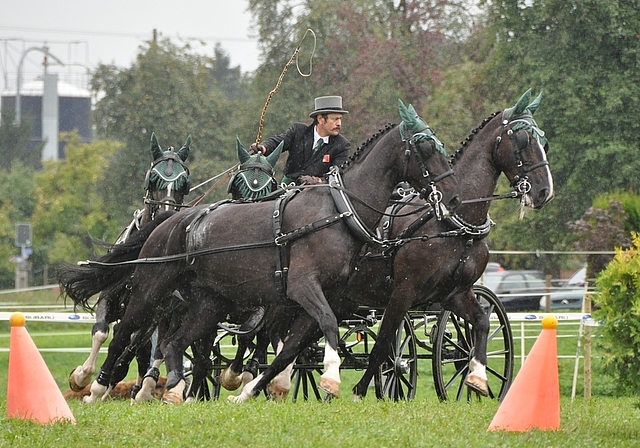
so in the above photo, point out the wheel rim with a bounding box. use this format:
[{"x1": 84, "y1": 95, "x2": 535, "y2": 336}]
[
  {"x1": 378, "y1": 315, "x2": 418, "y2": 400},
  {"x1": 432, "y1": 285, "x2": 514, "y2": 401}
]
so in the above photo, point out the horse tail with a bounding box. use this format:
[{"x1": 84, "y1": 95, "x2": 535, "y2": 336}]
[{"x1": 56, "y1": 211, "x2": 178, "y2": 312}]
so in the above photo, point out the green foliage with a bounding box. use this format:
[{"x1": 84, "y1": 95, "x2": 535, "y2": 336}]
[
  {"x1": 0, "y1": 108, "x2": 43, "y2": 169},
  {"x1": 593, "y1": 191, "x2": 640, "y2": 233},
  {"x1": 31, "y1": 134, "x2": 124, "y2": 264},
  {"x1": 478, "y1": 0, "x2": 640, "y2": 252},
  {"x1": 594, "y1": 233, "x2": 640, "y2": 395},
  {"x1": 0, "y1": 162, "x2": 36, "y2": 288},
  {"x1": 247, "y1": 0, "x2": 479, "y2": 146},
  {"x1": 90, "y1": 37, "x2": 247, "y2": 224}
]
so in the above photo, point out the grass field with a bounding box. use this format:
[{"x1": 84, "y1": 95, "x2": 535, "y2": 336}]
[{"x1": 0, "y1": 288, "x2": 638, "y2": 447}]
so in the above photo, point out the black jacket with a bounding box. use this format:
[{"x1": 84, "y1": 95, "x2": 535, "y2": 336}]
[{"x1": 261, "y1": 122, "x2": 351, "y2": 181}]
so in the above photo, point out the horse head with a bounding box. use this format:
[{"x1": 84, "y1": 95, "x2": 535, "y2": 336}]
[
  {"x1": 493, "y1": 89, "x2": 554, "y2": 209},
  {"x1": 228, "y1": 137, "x2": 284, "y2": 200},
  {"x1": 398, "y1": 99, "x2": 460, "y2": 218},
  {"x1": 144, "y1": 133, "x2": 191, "y2": 219}
]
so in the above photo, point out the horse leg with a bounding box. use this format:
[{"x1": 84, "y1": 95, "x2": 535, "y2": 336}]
[
  {"x1": 69, "y1": 298, "x2": 111, "y2": 391},
  {"x1": 264, "y1": 308, "x2": 301, "y2": 400},
  {"x1": 287, "y1": 282, "x2": 341, "y2": 397},
  {"x1": 184, "y1": 334, "x2": 215, "y2": 402},
  {"x1": 220, "y1": 306, "x2": 265, "y2": 391},
  {"x1": 228, "y1": 312, "x2": 321, "y2": 403},
  {"x1": 352, "y1": 291, "x2": 413, "y2": 400},
  {"x1": 131, "y1": 333, "x2": 158, "y2": 402},
  {"x1": 85, "y1": 273, "x2": 173, "y2": 404},
  {"x1": 160, "y1": 298, "x2": 226, "y2": 405},
  {"x1": 265, "y1": 339, "x2": 294, "y2": 401},
  {"x1": 446, "y1": 289, "x2": 490, "y2": 396}
]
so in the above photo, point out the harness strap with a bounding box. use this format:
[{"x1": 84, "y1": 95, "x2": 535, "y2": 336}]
[
  {"x1": 272, "y1": 193, "x2": 291, "y2": 299},
  {"x1": 328, "y1": 167, "x2": 385, "y2": 245}
]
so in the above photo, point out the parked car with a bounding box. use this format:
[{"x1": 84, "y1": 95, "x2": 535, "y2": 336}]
[
  {"x1": 539, "y1": 265, "x2": 587, "y2": 311},
  {"x1": 476, "y1": 270, "x2": 546, "y2": 312}
]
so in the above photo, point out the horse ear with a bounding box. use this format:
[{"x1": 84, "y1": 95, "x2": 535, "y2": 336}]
[
  {"x1": 503, "y1": 89, "x2": 532, "y2": 121},
  {"x1": 236, "y1": 137, "x2": 251, "y2": 164},
  {"x1": 266, "y1": 141, "x2": 284, "y2": 167},
  {"x1": 526, "y1": 91, "x2": 543, "y2": 115},
  {"x1": 150, "y1": 132, "x2": 163, "y2": 161},
  {"x1": 398, "y1": 99, "x2": 411, "y2": 124},
  {"x1": 514, "y1": 89, "x2": 532, "y2": 115},
  {"x1": 177, "y1": 135, "x2": 191, "y2": 161}
]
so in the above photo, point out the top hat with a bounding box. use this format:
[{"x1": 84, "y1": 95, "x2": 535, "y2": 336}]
[{"x1": 309, "y1": 96, "x2": 349, "y2": 118}]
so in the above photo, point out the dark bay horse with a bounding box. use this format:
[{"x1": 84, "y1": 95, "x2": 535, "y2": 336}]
[
  {"x1": 65, "y1": 133, "x2": 191, "y2": 396},
  {"x1": 67, "y1": 100, "x2": 461, "y2": 404},
  {"x1": 60, "y1": 137, "x2": 283, "y2": 403},
  {"x1": 225, "y1": 89, "x2": 554, "y2": 402},
  {"x1": 134, "y1": 139, "x2": 283, "y2": 402}
]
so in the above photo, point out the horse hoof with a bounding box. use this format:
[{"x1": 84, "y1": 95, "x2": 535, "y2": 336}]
[
  {"x1": 227, "y1": 394, "x2": 247, "y2": 404},
  {"x1": 319, "y1": 378, "x2": 340, "y2": 397},
  {"x1": 135, "y1": 377, "x2": 157, "y2": 402},
  {"x1": 161, "y1": 390, "x2": 183, "y2": 404},
  {"x1": 351, "y1": 394, "x2": 363, "y2": 402},
  {"x1": 465, "y1": 374, "x2": 489, "y2": 396},
  {"x1": 266, "y1": 383, "x2": 290, "y2": 401},
  {"x1": 220, "y1": 368, "x2": 243, "y2": 391},
  {"x1": 69, "y1": 366, "x2": 91, "y2": 391},
  {"x1": 240, "y1": 371, "x2": 254, "y2": 388}
]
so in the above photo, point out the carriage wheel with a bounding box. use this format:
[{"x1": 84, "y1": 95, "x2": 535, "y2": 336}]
[
  {"x1": 432, "y1": 285, "x2": 514, "y2": 401},
  {"x1": 184, "y1": 329, "x2": 254, "y2": 401},
  {"x1": 183, "y1": 342, "x2": 220, "y2": 401},
  {"x1": 290, "y1": 343, "x2": 325, "y2": 403},
  {"x1": 375, "y1": 314, "x2": 418, "y2": 400}
]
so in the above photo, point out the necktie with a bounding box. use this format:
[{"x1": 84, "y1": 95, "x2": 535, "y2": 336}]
[{"x1": 313, "y1": 139, "x2": 324, "y2": 153}]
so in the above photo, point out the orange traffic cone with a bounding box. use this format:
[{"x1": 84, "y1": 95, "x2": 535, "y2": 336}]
[
  {"x1": 488, "y1": 315, "x2": 560, "y2": 432},
  {"x1": 7, "y1": 312, "x2": 76, "y2": 424}
]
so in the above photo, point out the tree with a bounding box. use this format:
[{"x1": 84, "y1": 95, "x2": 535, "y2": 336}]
[
  {"x1": 91, "y1": 36, "x2": 248, "y2": 224},
  {"x1": 31, "y1": 134, "x2": 123, "y2": 264},
  {"x1": 478, "y1": 0, "x2": 640, "y2": 255},
  {"x1": 246, "y1": 0, "x2": 478, "y2": 145},
  {"x1": 0, "y1": 108, "x2": 42, "y2": 169},
  {"x1": 0, "y1": 161, "x2": 36, "y2": 288}
]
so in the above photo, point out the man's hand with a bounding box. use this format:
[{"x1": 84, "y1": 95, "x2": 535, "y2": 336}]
[
  {"x1": 249, "y1": 143, "x2": 267, "y2": 155},
  {"x1": 298, "y1": 175, "x2": 324, "y2": 185}
]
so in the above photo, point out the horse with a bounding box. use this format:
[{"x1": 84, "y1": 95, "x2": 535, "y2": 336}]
[
  {"x1": 63, "y1": 99, "x2": 461, "y2": 404},
  {"x1": 134, "y1": 139, "x2": 284, "y2": 402},
  {"x1": 224, "y1": 88, "x2": 554, "y2": 403},
  {"x1": 59, "y1": 136, "x2": 284, "y2": 403},
  {"x1": 65, "y1": 132, "x2": 191, "y2": 396}
]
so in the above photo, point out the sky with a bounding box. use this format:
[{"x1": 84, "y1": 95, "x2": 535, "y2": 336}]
[{"x1": 0, "y1": 0, "x2": 260, "y2": 94}]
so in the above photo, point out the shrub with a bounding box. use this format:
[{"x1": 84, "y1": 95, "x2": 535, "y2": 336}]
[{"x1": 594, "y1": 232, "x2": 640, "y2": 394}]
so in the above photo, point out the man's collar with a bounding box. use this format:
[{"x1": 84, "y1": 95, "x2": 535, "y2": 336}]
[{"x1": 313, "y1": 128, "x2": 329, "y2": 145}]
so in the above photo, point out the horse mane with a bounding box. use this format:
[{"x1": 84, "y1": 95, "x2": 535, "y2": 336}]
[
  {"x1": 338, "y1": 123, "x2": 397, "y2": 171},
  {"x1": 449, "y1": 111, "x2": 501, "y2": 166}
]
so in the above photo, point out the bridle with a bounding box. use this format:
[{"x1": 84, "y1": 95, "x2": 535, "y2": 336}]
[
  {"x1": 144, "y1": 149, "x2": 191, "y2": 218},
  {"x1": 493, "y1": 112, "x2": 549, "y2": 200},
  {"x1": 227, "y1": 154, "x2": 278, "y2": 200},
  {"x1": 400, "y1": 121, "x2": 455, "y2": 220}
]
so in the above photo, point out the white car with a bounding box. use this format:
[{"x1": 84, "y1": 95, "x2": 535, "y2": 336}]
[{"x1": 539, "y1": 265, "x2": 587, "y2": 310}]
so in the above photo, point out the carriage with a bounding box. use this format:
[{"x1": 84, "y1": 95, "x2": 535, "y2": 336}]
[
  {"x1": 58, "y1": 90, "x2": 553, "y2": 405},
  {"x1": 185, "y1": 285, "x2": 513, "y2": 403}
]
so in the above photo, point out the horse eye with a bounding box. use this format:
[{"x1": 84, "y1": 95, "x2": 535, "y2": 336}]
[
  {"x1": 515, "y1": 129, "x2": 529, "y2": 151},
  {"x1": 543, "y1": 142, "x2": 549, "y2": 154}
]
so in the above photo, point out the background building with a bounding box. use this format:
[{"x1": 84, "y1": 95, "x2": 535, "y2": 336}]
[{"x1": 1, "y1": 77, "x2": 92, "y2": 160}]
